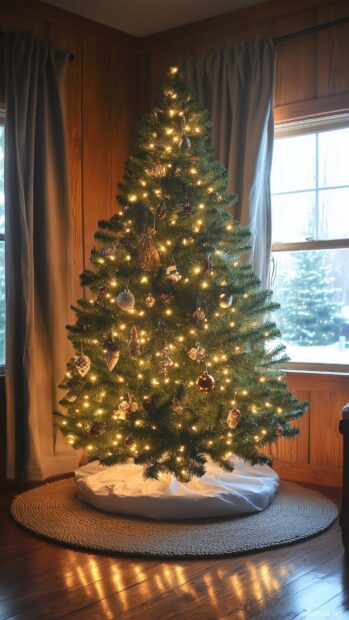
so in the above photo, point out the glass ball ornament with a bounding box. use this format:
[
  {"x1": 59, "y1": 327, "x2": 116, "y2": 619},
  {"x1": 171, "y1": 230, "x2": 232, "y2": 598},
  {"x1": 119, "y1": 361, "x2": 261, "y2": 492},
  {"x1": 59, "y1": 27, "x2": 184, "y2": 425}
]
[
  {"x1": 116, "y1": 288, "x2": 135, "y2": 312},
  {"x1": 219, "y1": 292, "x2": 233, "y2": 308},
  {"x1": 195, "y1": 370, "x2": 215, "y2": 392}
]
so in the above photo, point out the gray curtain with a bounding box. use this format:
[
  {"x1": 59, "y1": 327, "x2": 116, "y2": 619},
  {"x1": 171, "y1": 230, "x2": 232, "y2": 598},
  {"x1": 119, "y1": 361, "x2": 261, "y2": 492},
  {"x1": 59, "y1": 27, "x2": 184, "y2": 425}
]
[
  {"x1": 185, "y1": 37, "x2": 275, "y2": 287},
  {"x1": 4, "y1": 32, "x2": 79, "y2": 479}
]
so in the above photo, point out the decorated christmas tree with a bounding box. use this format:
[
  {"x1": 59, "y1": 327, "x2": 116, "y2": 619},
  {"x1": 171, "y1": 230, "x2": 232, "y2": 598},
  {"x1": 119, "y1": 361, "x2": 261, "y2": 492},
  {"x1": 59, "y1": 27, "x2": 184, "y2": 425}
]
[
  {"x1": 274, "y1": 251, "x2": 341, "y2": 346},
  {"x1": 56, "y1": 66, "x2": 307, "y2": 482}
]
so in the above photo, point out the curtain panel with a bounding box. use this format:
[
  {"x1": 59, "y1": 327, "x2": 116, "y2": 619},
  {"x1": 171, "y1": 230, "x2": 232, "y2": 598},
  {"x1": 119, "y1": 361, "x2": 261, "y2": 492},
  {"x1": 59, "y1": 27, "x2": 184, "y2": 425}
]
[
  {"x1": 4, "y1": 31, "x2": 79, "y2": 479},
  {"x1": 184, "y1": 37, "x2": 275, "y2": 287}
]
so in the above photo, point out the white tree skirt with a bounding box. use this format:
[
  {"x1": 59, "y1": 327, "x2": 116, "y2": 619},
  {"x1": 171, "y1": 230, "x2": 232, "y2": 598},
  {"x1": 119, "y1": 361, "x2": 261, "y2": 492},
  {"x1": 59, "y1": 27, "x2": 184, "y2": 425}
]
[{"x1": 75, "y1": 459, "x2": 279, "y2": 520}]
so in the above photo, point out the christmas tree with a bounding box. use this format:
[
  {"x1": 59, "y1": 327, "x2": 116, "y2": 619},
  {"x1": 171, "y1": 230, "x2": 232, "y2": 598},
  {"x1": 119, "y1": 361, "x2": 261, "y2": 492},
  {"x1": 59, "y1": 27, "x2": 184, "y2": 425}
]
[
  {"x1": 274, "y1": 251, "x2": 341, "y2": 346},
  {"x1": 56, "y1": 66, "x2": 307, "y2": 482}
]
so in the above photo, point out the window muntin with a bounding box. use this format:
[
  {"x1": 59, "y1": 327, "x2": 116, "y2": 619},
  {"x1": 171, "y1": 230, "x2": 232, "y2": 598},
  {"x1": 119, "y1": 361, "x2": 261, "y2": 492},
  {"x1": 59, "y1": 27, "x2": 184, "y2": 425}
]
[{"x1": 271, "y1": 120, "x2": 349, "y2": 370}]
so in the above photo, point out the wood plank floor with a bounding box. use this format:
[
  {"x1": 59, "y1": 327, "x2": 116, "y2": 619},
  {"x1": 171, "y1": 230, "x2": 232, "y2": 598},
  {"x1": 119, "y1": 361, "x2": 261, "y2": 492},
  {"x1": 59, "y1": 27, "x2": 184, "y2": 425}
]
[{"x1": 0, "y1": 482, "x2": 348, "y2": 620}]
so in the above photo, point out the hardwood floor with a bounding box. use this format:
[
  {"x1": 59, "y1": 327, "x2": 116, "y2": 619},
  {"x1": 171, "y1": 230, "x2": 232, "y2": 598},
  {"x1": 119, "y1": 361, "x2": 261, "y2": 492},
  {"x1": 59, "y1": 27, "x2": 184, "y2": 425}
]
[{"x1": 0, "y1": 483, "x2": 348, "y2": 620}]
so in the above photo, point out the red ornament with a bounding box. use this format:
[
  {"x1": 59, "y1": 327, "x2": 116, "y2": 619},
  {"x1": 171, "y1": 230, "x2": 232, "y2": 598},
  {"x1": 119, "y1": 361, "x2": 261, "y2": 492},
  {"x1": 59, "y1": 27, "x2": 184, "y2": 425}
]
[
  {"x1": 196, "y1": 370, "x2": 215, "y2": 393},
  {"x1": 124, "y1": 435, "x2": 135, "y2": 447},
  {"x1": 183, "y1": 201, "x2": 192, "y2": 215},
  {"x1": 157, "y1": 199, "x2": 166, "y2": 219}
]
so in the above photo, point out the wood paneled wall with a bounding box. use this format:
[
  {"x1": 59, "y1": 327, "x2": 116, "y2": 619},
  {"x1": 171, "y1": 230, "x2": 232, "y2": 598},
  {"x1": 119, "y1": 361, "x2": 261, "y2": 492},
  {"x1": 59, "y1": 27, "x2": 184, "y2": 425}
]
[
  {"x1": 137, "y1": 0, "x2": 349, "y2": 487},
  {"x1": 1, "y1": 0, "x2": 138, "y2": 301},
  {"x1": 1, "y1": 0, "x2": 348, "y2": 486},
  {"x1": 138, "y1": 0, "x2": 349, "y2": 121}
]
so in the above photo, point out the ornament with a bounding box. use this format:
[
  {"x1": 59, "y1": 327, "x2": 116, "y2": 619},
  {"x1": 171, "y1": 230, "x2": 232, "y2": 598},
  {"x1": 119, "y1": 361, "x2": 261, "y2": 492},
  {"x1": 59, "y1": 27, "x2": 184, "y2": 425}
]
[
  {"x1": 202, "y1": 255, "x2": 213, "y2": 274},
  {"x1": 65, "y1": 391, "x2": 77, "y2": 403},
  {"x1": 166, "y1": 263, "x2": 182, "y2": 283},
  {"x1": 160, "y1": 293, "x2": 175, "y2": 305},
  {"x1": 183, "y1": 200, "x2": 192, "y2": 216},
  {"x1": 219, "y1": 292, "x2": 233, "y2": 308},
  {"x1": 159, "y1": 345, "x2": 174, "y2": 375},
  {"x1": 193, "y1": 306, "x2": 206, "y2": 322},
  {"x1": 227, "y1": 408, "x2": 240, "y2": 429},
  {"x1": 89, "y1": 424, "x2": 99, "y2": 437},
  {"x1": 129, "y1": 326, "x2": 141, "y2": 359},
  {"x1": 149, "y1": 159, "x2": 167, "y2": 178},
  {"x1": 124, "y1": 435, "x2": 135, "y2": 447},
  {"x1": 195, "y1": 370, "x2": 215, "y2": 392},
  {"x1": 116, "y1": 288, "x2": 135, "y2": 312},
  {"x1": 138, "y1": 226, "x2": 161, "y2": 271},
  {"x1": 276, "y1": 423, "x2": 284, "y2": 436},
  {"x1": 181, "y1": 134, "x2": 191, "y2": 151},
  {"x1": 157, "y1": 199, "x2": 166, "y2": 220},
  {"x1": 74, "y1": 354, "x2": 91, "y2": 377},
  {"x1": 104, "y1": 339, "x2": 120, "y2": 371},
  {"x1": 113, "y1": 396, "x2": 139, "y2": 421},
  {"x1": 172, "y1": 399, "x2": 184, "y2": 414},
  {"x1": 146, "y1": 293, "x2": 156, "y2": 308},
  {"x1": 188, "y1": 342, "x2": 206, "y2": 363},
  {"x1": 143, "y1": 396, "x2": 152, "y2": 412},
  {"x1": 99, "y1": 285, "x2": 109, "y2": 297},
  {"x1": 99, "y1": 241, "x2": 119, "y2": 257}
]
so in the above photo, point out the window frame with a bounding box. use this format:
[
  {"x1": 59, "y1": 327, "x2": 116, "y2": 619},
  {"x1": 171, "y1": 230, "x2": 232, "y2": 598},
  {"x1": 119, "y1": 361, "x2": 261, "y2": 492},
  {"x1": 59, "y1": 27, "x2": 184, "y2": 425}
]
[{"x1": 272, "y1": 113, "x2": 349, "y2": 373}]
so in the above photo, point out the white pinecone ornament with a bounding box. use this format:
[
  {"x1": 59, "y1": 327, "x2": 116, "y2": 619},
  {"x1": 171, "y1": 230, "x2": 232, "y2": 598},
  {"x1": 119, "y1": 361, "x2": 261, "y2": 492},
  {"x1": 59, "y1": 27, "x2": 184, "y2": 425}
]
[{"x1": 74, "y1": 354, "x2": 91, "y2": 377}]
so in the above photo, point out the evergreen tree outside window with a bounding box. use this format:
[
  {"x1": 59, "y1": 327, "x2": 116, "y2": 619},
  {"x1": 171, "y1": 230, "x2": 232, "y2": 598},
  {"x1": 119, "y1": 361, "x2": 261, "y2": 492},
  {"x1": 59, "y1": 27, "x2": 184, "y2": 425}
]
[
  {"x1": 271, "y1": 118, "x2": 349, "y2": 370},
  {"x1": 0, "y1": 118, "x2": 5, "y2": 369}
]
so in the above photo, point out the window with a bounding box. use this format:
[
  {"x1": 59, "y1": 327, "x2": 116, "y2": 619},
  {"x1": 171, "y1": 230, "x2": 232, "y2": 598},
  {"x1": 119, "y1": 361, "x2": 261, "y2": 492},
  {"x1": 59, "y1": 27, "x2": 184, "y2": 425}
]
[
  {"x1": 271, "y1": 116, "x2": 349, "y2": 371},
  {"x1": 0, "y1": 117, "x2": 4, "y2": 368}
]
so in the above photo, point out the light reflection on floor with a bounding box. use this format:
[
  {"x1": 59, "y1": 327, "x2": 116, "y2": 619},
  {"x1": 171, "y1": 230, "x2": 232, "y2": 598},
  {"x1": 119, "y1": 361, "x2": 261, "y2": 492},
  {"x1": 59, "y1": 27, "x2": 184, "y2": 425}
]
[{"x1": 61, "y1": 550, "x2": 292, "y2": 617}]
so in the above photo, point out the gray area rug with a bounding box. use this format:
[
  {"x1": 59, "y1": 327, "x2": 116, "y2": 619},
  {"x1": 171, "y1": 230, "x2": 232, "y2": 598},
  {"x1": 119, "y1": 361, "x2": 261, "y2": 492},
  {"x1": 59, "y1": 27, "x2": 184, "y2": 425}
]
[{"x1": 11, "y1": 478, "x2": 338, "y2": 558}]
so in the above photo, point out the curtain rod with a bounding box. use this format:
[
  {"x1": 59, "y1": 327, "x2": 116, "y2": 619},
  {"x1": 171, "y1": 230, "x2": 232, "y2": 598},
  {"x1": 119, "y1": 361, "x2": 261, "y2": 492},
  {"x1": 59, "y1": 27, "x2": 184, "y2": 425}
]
[
  {"x1": 274, "y1": 15, "x2": 349, "y2": 45},
  {"x1": 0, "y1": 31, "x2": 74, "y2": 61}
]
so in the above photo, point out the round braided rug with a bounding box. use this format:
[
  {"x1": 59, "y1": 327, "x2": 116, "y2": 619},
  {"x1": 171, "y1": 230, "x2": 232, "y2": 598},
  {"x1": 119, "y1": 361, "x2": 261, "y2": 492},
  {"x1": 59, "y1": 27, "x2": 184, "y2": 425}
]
[{"x1": 11, "y1": 478, "x2": 337, "y2": 558}]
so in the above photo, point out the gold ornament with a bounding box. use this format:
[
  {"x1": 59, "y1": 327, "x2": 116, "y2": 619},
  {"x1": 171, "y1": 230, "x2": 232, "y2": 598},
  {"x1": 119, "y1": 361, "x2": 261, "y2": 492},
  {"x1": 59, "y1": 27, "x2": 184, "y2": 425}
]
[
  {"x1": 146, "y1": 293, "x2": 156, "y2": 308},
  {"x1": 149, "y1": 159, "x2": 167, "y2": 178},
  {"x1": 195, "y1": 370, "x2": 215, "y2": 392},
  {"x1": 129, "y1": 326, "x2": 141, "y2": 359},
  {"x1": 188, "y1": 342, "x2": 206, "y2": 363},
  {"x1": 137, "y1": 227, "x2": 161, "y2": 271},
  {"x1": 74, "y1": 354, "x2": 91, "y2": 377},
  {"x1": 227, "y1": 408, "x2": 240, "y2": 429},
  {"x1": 219, "y1": 292, "x2": 233, "y2": 308},
  {"x1": 116, "y1": 288, "x2": 135, "y2": 312}
]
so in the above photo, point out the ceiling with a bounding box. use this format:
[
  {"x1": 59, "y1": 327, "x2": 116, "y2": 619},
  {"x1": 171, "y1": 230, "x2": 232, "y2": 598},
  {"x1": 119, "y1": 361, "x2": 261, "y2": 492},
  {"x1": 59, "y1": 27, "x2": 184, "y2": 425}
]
[{"x1": 43, "y1": 0, "x2": 266, "y2": 37}]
